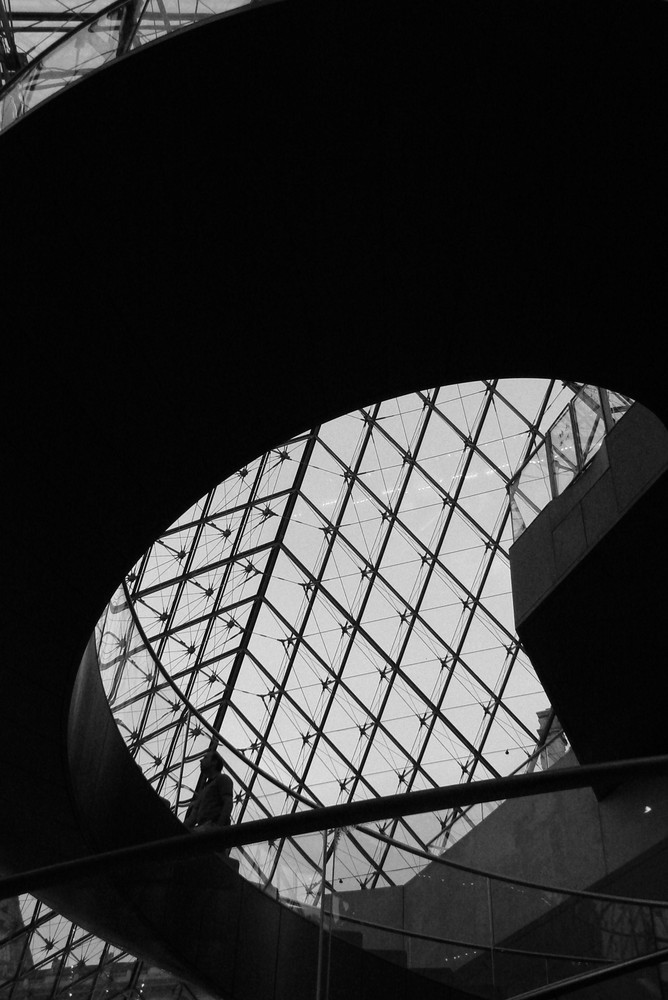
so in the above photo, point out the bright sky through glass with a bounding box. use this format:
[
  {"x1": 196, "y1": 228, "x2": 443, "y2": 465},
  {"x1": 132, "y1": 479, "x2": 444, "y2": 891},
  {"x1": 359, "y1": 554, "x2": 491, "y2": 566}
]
[
  {"x1": 4, "y1": 378, "x2": 587, "y2": 994},
  {"x1": 3, "y1": 0, "x2": 250, "y2": 59},
  {"x1": 96, "y1": 378, "x2": 577, "y2": 899}
]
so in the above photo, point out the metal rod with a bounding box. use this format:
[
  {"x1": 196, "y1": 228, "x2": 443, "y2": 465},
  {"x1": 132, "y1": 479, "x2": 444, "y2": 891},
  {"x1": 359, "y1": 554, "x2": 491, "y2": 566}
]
[
  {"x1": 315, "y1": 828, "x2": 328, "y2": 1000},
  {"x1": 600, "y1": 386, "x2": 615, "y2": 434},
  {"x1": 570, "y1": 398, "x2": 584, "y2": 473},
  {"x1": 355, "y1": 824, "x2": 666, "y2": 908},
  {"x1": 175, "y1": 707, "x2": 190, "y2": 818},
  {"x1": 487, "y1": 876, "x2": 497, "y2": 999},
  {"x1": 331, "y1": 911, "x2": 613, "y2": 967},
  {"x1": 324, "y1": 830, "x2": 338, "y2": 1000},
  {"x1": 1, "y1": 755, "x2": 666, "y2": 900},
  {"x1": 506, "y1": 946, "x2": 668, "y2": 1000}
]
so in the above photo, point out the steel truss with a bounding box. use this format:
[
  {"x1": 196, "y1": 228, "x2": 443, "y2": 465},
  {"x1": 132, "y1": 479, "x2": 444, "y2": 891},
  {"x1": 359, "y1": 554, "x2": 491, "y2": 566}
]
[{"x1": 0, "y1": 0, "x2": 253, "y2": 87}]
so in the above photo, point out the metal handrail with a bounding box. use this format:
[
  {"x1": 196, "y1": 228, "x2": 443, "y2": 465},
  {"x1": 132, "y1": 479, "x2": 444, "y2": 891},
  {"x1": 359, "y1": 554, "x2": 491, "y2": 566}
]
[
  {"x1": 425, "y1": 723, "x2": 567, "y2": 854},
  {"x1": 102, "y1": 587, "x2": 568, "y2": 898},
  {"x1": 354, "y1": 824, "x2": 668, "y2": 909},
  {"x1": 1, "y1": 754, "x2": 666, "y2": 900},
  {"x1": 507, "y1": 946, "x2": 668, "y2": 1000},
  {"x1": 330, "y1": 911, "x2": 614, "y2": 967}
]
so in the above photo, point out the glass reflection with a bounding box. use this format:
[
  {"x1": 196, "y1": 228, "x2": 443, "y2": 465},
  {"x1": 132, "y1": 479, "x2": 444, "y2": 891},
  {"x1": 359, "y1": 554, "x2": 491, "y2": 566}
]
[{"x1": 508, "y1": 385, "x2": 633, "y2": 539}]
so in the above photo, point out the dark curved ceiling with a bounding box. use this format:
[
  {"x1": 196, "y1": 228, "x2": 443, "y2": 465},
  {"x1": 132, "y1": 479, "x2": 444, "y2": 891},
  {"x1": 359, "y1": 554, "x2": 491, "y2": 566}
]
[{"x1": 2, "y1": 0, "x2": 666, "y2": 997}]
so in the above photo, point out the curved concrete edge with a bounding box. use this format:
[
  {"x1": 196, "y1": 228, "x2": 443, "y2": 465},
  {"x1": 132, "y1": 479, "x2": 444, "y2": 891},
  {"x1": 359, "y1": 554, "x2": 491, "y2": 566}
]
[{"x1": 31, "y1": 638, "x2": 477, "y2": 999}]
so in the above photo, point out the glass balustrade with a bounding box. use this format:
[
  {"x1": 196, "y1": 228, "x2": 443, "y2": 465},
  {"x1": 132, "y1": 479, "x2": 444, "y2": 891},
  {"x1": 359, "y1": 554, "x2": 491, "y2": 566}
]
[
  {"x1": 508, "y1": 385, "x2": 633, "y2": 542},
  {"x1": 3, "y1": 816, "x2": 664, "y2": 1000},
  {"x1": 228, "y1": 822, "x2": 667, "y2": 1000}
]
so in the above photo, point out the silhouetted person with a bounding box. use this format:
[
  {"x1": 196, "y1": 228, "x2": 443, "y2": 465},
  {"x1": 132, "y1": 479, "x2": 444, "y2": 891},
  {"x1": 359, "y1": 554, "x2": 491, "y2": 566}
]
[{"x1": 184, "y1": 750, "x2": 233, "y2": 854}]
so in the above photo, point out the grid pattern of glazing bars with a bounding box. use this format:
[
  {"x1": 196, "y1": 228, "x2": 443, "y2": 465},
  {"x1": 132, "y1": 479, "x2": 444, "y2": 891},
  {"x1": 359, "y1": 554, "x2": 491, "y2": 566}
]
[
  {"x1": 0, "y1": 895, "x2": 204, "y2": 1000},
  {"x1": 2, "y1": 378, "x2": 580, "y2": 999},
  {"x1": 96, "y1": 379, "x2": 577, "y2": 895}
]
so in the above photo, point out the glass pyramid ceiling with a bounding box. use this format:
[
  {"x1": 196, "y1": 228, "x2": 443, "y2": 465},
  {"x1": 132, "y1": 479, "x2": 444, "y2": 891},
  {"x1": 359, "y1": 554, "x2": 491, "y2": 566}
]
[
  {"x1": 4, "y1": 378, "x2": 587, "y2": 1000},
  {"x1": 95, "y1": 377, "x2": 578, "y2": 896}
]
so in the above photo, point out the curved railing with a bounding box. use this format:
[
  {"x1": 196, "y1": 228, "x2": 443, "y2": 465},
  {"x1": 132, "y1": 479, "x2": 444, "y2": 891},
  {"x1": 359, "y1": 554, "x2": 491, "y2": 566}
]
[
  {"x1": 507, "y1": 384, "x2": 634, "y2": 541},
  {"x1": 95, "y1": 581, "x2": 572, "y2": 902},
  {"x1": 307, "y1": 822, "x2": 668, "y2": 999},
  {"x1": 3, "y1": 773, "x2": 666, "y2": 1000},
  {"x1": 90, "y1": 585, "x2": 668, "y2": 998},
  {"x1": 230, "y1": 816, "x2": 668, "y2": 998},
  {"x1": 0, "y1": 0, "x2": 275, "y2": 134}
]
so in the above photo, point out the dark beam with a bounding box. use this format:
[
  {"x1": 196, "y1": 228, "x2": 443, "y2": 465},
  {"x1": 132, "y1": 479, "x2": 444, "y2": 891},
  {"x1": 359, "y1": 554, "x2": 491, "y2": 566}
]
[{"x1": 1, "y1": 755, "x2": 665, "y2": 900}]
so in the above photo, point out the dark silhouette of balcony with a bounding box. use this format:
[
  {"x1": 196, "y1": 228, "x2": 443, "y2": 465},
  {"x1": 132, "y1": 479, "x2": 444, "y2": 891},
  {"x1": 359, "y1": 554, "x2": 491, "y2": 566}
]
[{"x1": 510, "y1": 401, "x2": 668, "y2": 776}]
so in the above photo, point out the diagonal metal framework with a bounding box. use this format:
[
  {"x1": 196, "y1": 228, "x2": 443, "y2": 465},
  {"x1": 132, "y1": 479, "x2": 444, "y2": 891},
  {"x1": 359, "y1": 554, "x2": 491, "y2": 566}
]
[
  {"x1": 0, "y1": 2, "x2": 657, "y2": 987},
  {"x1": 0, "y1": 893, "x2": 203, "y2": 1000},
  {"x1": 3, "y1": 378, "x2": 589, "y2": 1000},
  {"x1": 97, "y1": 379, "x2": 577, "y2": 889},
  {"x1": 0, "y1": 0, "x2": 251, "y2": 87}
]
